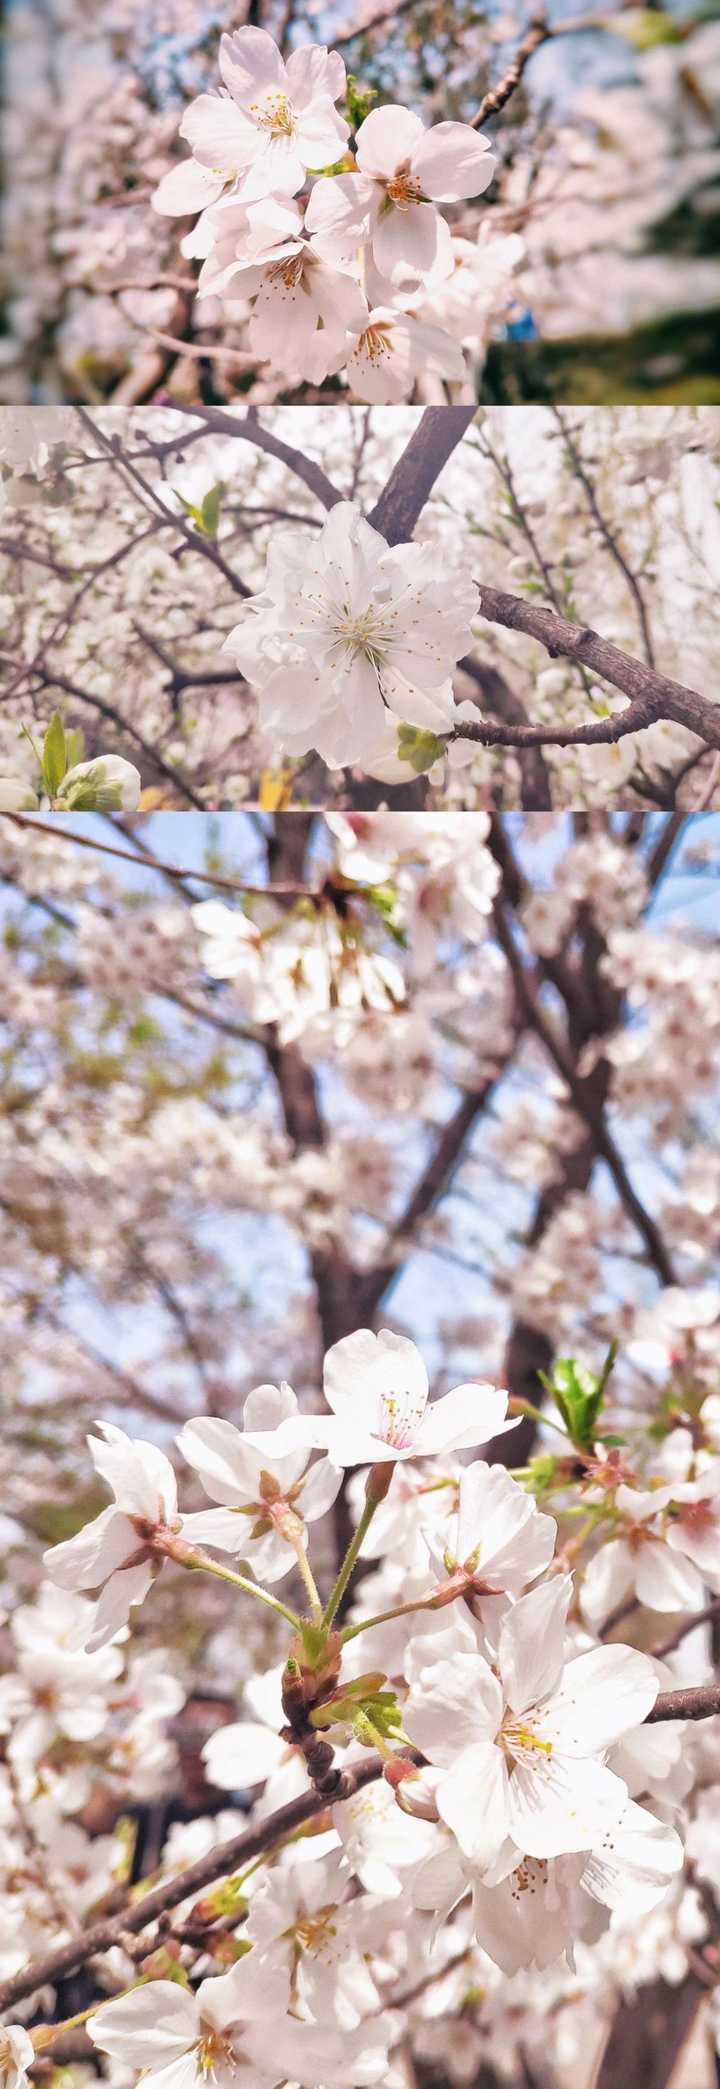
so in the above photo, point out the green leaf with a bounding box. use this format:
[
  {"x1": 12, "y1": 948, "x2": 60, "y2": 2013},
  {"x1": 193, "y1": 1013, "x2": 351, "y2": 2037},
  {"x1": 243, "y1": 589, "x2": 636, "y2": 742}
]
[
  {"x1": 41, "y1": 712, "x2": 68, "y2": 796},
  {"x1": 539, "y1": 1348, "x2": 617, "y2": 1453},
  {"x1": 200, "y1": 484, "x2": 223, "y2": 538},
  {"x1": 345, "y1": 72, "x2": 377, "y2": 130},
  {"x1": 396, "y1": 724, "x2": 446, "y2": 774}
]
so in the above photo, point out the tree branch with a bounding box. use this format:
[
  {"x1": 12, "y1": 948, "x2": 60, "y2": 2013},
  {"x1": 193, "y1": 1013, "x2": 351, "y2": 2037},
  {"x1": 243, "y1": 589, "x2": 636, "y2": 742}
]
[
  {"x1": 368, "y1": 408, "x2": 477, "y2": 545},
  {"x1": 458, "y1": 587, "x2": 720, "y2": 750}
]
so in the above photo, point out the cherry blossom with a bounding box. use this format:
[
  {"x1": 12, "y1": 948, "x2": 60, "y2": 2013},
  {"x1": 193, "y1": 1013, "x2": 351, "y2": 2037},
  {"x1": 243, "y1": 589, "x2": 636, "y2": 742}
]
[
  {"x1": 406, "y1": 1578, "x2": 659, "y2": 1867},
  {"x1": 0, "y1": 2028, "x2": 35, "y2": 2089},
  {"x1": 155, "y1": 30, "x2": 349, "y2": 210},
  {"x1": 44, "y1": 1424, "x2": 194, "y2": 1650},
  {"x1": 306, "y1": 106, "x2": 495, "y2": 285},
  {"x1": 257, "y1": 1327, "x2": 514, "y2": 1467},
  {"x1": 177, "y1": 1384, "x2": 342, "y2": 1582},
  {"x1": 223, "y1": 500, "x2": 476, "y2": 768},
  {"x1": 88, "y1": 1958, "x2": 393, "y2": 2089}
]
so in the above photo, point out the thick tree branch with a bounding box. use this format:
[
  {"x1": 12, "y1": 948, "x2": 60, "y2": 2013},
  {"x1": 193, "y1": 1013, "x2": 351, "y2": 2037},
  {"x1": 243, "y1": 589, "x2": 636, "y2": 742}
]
[
  {"x1": 368, "y1": 409, "x2": 477, "y2": 545},
  {"x1": 458, "y1": 587, "x2": 720, "y2": 750}
]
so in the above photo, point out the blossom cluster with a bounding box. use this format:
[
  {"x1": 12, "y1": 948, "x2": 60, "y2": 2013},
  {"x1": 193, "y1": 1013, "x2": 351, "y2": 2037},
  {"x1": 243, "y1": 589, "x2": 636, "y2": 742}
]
[
  {"x1": 4, "y1": 1321, "x2": 720, "y2": 2089},
  {"x1": 151, "y1": 27, "x2": 522, "y2": 401}
]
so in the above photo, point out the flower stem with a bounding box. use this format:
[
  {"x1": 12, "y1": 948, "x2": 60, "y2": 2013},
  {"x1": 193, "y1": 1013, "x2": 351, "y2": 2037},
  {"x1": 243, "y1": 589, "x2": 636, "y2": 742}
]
[
  {"x1": 341, "y1": 1593, "x2": 451, "y2": 1643},
  {"x1": 322, "y1": 1475, "x2": 388, "y2": 1630},
  {"x1": 184, "y1": 1550, "x2": 301, "y2": 1629},
  {"x1": 288, "y1": 1532, "x2": 324, "y2": 1621}
]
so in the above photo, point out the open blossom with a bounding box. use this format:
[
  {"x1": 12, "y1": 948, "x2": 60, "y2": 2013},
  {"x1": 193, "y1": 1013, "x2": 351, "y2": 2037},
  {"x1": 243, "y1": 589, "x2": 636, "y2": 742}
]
[
  {"x1": 223, "y1": 501, "x2": 476, "y2": 769},
  {"x1": 427, "y1": 1461, "x2": 557, "y2": 1606},
  {"x1": 581, "y1": 1481, "x2": 708, "y2": 1625},
  {"x1": 406, "y1": 1578, "x2": 659, "y2": 1869},
  {"x1": 153, "y1": 29, "x2": 349, "y2": 212},
  {"x1": 193, "y1": 196, "x2": 369, "y2": 383},
  {"x1": 88, "y1": 1957, "x2": 393, "y2": 2089},
  {"x1": 44, "y1": 1424, "x2": 193, "y2": 1651},
  {"x1": 255, "y1": 1326, "x2": 515, "y2": 1467},
  {"x1": 306, "y1": 105, "x2": 495, "y2": 284},
  {"x1": 0, "y1": 2030, "x2": 34, "y2": 2089},
  {"x1": 177, "y1": 1383, "x2": 342, "y2": 1582},
  {"x1": 340, "y1": 305, "x2": 465, "y2": 403}
]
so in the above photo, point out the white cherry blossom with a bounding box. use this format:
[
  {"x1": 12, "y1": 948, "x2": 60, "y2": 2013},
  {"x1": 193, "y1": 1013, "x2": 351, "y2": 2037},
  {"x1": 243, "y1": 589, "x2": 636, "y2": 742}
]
[
  {"x1": 44, "y1": 1424, "x2": 192, "y2": 1651},
  {"x1": 306, "y1": 105, "x2": 494, "y2": 285},
  {"x1": 177, "y1": 1383, "x2": 342, "y2": 1582},
  {"x1": 256, "y1": 1327, "x2": 514, "y2": 1467},
  {"x1": 223, "y1": 501, "x2": 476, "y2": 769},
  {"x1": 0, "y1": 2028, "x2": 35, "y2": 2089},
  {"x1": 155, "y1": 30, "x2": 349, "y2": 211},
  {"x1": 406, "y1": 1578, "x2": 659, "y2": 1868}
]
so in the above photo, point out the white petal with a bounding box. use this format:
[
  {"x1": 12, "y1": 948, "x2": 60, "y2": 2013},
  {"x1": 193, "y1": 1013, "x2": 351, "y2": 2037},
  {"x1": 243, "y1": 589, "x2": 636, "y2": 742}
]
[
  {"x1": 498, "y1": 1576, "x2": 572, "y2": 1713},
  {"x1": 410, "y1": 122, "x2": 496, "y2": 201}
]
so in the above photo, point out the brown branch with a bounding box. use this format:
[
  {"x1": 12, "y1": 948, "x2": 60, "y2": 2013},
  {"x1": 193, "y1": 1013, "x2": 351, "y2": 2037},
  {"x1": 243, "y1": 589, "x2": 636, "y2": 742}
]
[
  {"x1": 491, "y1": 894, "x2": 676, "y2": 1284},
  {"x1": 551, "y1": 408, "x2": 657, "y2": 669},
  {"x1": 368, "y1": 408, "x2": 477, "y2": 546},
  {"x1": 471, "y1": 14, "x2": 551, "y2": 126},
  {"x1": 458, "y1": 586, "x2": 720, "y2": 750},
  {"x1": 164, "y1": 407, "x2": 344, "y2": 514},
  {"x1": 648, "y1": 1683, "x2": 720, "y2": 1722}
]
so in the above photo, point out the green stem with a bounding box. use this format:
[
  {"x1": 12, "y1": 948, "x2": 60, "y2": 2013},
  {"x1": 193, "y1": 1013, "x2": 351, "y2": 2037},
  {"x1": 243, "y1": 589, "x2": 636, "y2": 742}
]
[
  {"x1": 288, "y1": 1533, "x2": 323, "y2": 1621},
  {"x1": 185, "y1": 1551, "x2": 301, "y2": 1629},
  {"x1": 322, "y1": 1492, "x2": 381, "y2": 1630},
  {"x1": 342, "y1": 1592, "x2": 452, "y2": 1643}
]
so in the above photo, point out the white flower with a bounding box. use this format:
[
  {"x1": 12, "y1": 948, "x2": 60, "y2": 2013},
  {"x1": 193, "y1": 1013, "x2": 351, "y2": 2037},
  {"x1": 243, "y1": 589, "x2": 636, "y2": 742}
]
[
  {"x1": 154, "y1": 29, "x2": 349, "y2": 213},
  {"x1": 665, "y1": 1460, "x2": 720, "y2": 1590},
  {"x1": 177, "y1": 1382, "x2": 342, "y2": 1582},
  {"x1": 406, "y1": 1577, "x2": 659, "y2": 1869},
  {"x1": 258, "y1": 1327, "x2": 514, "y2": 1468},
  {"x1": 0, "y1": 2027, "x2": 35, "y2": 2089},
  {"x1": 193, "y1": 197, "x2": 368, "y2": 381},
  {"x1": 306, "y1": 105, "x2": 494, "y2": 285},
  {"x1": 581, "y1": 1483, "x2": 705, "y2": 1625},
  {"x1": 341, "y1": 306, "x2": 465, "y2": 403},
  {"x1": 246, "y1": 1849, "x2": 385, "y2": 2025},
  {"x1": 429, "y1": 1461, "x2": 557, "y2": 1604},
  {"x1": 224, "y1": 501, "x2": 476, "y2": 769},
  {"x1": 87, "y1": 1958, "x2": 393, "y2": 2089},
  {"x1": 44, "y1": 1424, "x2": 188, "y2": 1651}
]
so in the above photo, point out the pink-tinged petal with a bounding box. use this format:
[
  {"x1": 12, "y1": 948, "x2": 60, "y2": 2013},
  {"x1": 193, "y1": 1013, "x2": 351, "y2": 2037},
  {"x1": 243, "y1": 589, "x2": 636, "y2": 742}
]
[
  {"x1": 406, "y1": 1653, "x2": 502, "y2": 1767},
  {"x1": 418, "y1": 1381, "x2": 514, "y2": 1455},
  {"x1": 152, "y1": 161, "x2": 226, "y2": 215},
  {"x1": 372, "y1": 200, "x2": 450, "y2": 284},
  {"x1": 85, "y1": 1561, "x2": 155, "y2": 1652},
  {"x1": 410, "y1": 121, "x2": 496, "y2": 201},
  {"x1": 179, "y1": 1507, "x2": 248, "y2": 1551},
  {"x1": 542, "y1": 1644, "x2": 658, "y2": 1756},
  {"x1": 286, "y1": 44, "x2": 347, "y2": 105},
  {"x1": 437, "y1": 1741, "x2": 510, "y2": 1868},
  {"x1": 44, "y1": 1506, "x2": 140, "y2": 1590},
  {"x1": 203, "y1": 1719, "x2": 289, "y2": 1790},
  {"x1": 218, "y1": 27, "x2": 286, "y2": 106},
  {"x1": 177, "y1": 1416, "x2": 263, "y2": 1505},
  {"x1": 324, "y1": 1325, "x2": 428, "y2": 1428},
  {"x1": 355, "y1": 104, "x2": 425, "y2": 177},
  {"x1": 296, "y1": 102, "x2": 350, "y2": 165},
  {"x1": 305, "y1": 175, "x2": 373, "y2": 267},
  {"x1": 180, "y1": 94, "x2": 257, "y2": 171},
  {"x1": 498, "y1": 1576, "x2": 572, "y2": 1713},
  {"x1": 508, "y1": 1751, "x2": 628, "y2": 1859}
]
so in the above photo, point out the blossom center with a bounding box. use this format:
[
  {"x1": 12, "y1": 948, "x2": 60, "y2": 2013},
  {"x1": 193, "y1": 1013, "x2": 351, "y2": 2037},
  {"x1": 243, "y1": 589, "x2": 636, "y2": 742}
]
[
  {"x1": 499, "y1": 1710, "x2": 554, "y2": 1766},
  {"x1": 267, "y1": 253, "x2": 306, "y2": 290},
  {"x1": 378, "y1": 1388, "x2": 425, "y2": 1447},
  {"x1": 251, "y1": 90, "x2": 296, "y2": 138},
  {"x1": 357, "y1": 323, "x2": 392, "y2": 366},
  {"x1": 333, "y1": 602, "x2": 395, "y2": 665},
  {"x1": 196, "y1": 2025, "x2": 242, "y2": 2079},
  {"x1": 384, "y1": 166, "x2": 424, "y2": 210}
]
